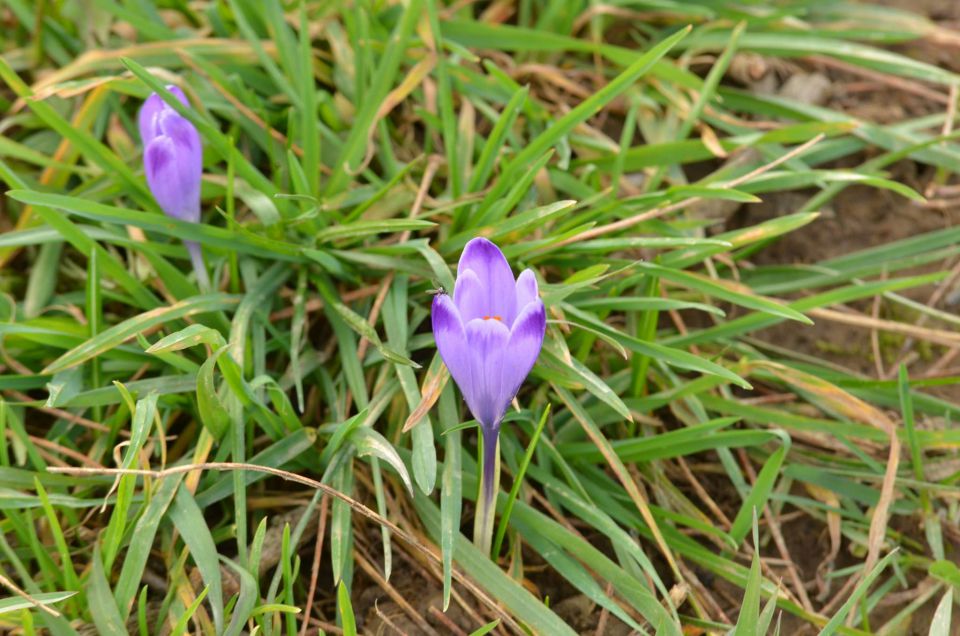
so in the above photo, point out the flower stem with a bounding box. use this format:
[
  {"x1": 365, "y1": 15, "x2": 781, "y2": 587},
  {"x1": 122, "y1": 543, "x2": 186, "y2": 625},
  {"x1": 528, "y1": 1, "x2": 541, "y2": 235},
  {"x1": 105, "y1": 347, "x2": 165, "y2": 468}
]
[
  {"x1": 473, "y1": 426, "x2": 500, "y2": 557},
  {"x1": 185, "y1": 240, "x2": 211, "y2": 292}
]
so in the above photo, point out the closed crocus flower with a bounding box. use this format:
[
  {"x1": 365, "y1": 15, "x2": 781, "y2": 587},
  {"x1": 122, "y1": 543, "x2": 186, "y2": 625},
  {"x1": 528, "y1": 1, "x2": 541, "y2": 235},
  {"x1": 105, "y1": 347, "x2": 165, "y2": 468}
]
[
  {"x1": 431, "y1": 237, "x2": 546, "y2": 554},
  {"x1": 138, "y1": 85, "x2": 209, "y2": 289}
]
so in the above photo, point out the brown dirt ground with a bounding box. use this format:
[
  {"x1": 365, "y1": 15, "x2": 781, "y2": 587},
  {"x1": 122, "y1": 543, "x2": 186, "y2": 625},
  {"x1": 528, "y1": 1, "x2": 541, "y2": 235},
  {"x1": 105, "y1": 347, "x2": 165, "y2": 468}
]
[
  {"x1": 723, "y1": 1, "x2": 960, "y2": 632},
  {"x1": 742, "y1": 177, "x2": 960, "y2": 383}
]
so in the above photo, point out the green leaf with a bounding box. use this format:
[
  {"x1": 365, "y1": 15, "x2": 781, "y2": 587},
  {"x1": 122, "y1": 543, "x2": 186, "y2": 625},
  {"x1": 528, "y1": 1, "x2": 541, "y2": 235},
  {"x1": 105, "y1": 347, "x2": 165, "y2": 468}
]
[
  {"x1": 89, "y1": 543, "x2": 127, "y2": 636},
  {"x1": 6, "y1": 190, "x2": 301, "y2": 261},
  {"x1": 114, "y1": 474, "x2": 183, "y2": 618},
  {"x1": 485, "y1": 25, "x2": 692, "y2": 206},
  {"x1": 0, "y1": 591, "x2": 76, "y2": 616},
  {"x1": 733, "y1": 515, "x2": 762, "y2": 636},
  {"x1": 337, "y1": 581, "x2": 357, "y2": 636},
  {"x1": 169, "y1": 586, "x2": 209, "y2": 636},
  {"x1": 169, "y1": 486, "x2": 224, "y2": 634},
  {"x1": 818, "y1": 550, "x2": 899, "y2": 635},
  {"x1": 196, "y1": 347, "x2": 231, "y2": 440},
  {"x1": 43, "y1": 294, "x2": 239, "y2": 374},
  {"x1": 353, "y1": 427, "x2": 413, "y2": 495},
  {"x1": 636, "y1": 262, "x2": 813, "y2": 325},
  {"x1": 931, "y1": 560, "x2": 960, "y2": 589},
  {"x1": 729, "y1": 431, "x2": 791, "y2": 546},
  {"x1": 539, "y1": 347, "x2": 633, "y2": 420},
  {"x1": 928, "y1": 589, "x2": 953, "y2": 636},
  {"x1": 468, "y1": 621, "x2": 501, "y2": 636},
  {"x1": 439, "y1": 383, "x2": 462, "y2": 611},
  {"x1": 314, "y1": 219, "x2": 435, "y2": 243},
  {"x1": 415, "y1": 490, "x2": 578, "y2": 636},
  {"x1": 195, "y1": 429, "x2": 317, "y2": 508},
  {"x1": 330, "y1": 455, "x2": 354, "y2": 586},
  {"x1": 688, "y1": 30, "x2": 960, "y2": 85},
  {"x1": 44, "y1": 367, "x2": 83, "y2": 408},
  {"x1": 492, "y1": 404, "x2": 550, "y2": 557},
  {"x1": 551, "y1": 308, "x2": 752, "y2": 389},
  {"x1": 314, "y1": 277, "x2": 419, "y2": 369},
  {"x1": 145, "y1": 324, "x2": 226, "y2": 354}
]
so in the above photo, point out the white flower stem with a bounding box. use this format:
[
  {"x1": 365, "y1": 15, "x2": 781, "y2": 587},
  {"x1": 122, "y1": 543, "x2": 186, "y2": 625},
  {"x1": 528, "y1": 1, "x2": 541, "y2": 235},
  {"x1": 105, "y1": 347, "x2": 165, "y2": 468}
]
[
  {"x1": 185, "y1": 240, "x2": 211, "y2": 292},
  {"x1": 473, "y1": 427, "x2": 500, "y2": 557}
]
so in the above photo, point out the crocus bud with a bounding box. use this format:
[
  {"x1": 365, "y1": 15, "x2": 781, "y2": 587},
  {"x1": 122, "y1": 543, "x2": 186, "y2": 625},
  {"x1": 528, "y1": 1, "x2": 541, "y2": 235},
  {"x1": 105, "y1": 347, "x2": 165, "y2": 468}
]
[
  {"x1": 139, "y1": 86, "x2": 202, "y2": 223},
  {"x1": 139, "y1": 86, "x2": 208, "y2": 289},
  {"x1": 431, "y1": 237, "x2": 546, "y2": 555}
]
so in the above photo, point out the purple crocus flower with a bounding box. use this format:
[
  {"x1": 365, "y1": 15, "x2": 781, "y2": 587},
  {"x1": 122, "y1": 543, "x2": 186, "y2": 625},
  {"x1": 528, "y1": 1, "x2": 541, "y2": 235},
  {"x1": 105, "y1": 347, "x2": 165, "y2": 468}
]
[
  {"x1": 138, "y1": 85, "x2": 208, "y2": 289},
  {"x1": 431, "y1": 237, "x2": 546, "y2": 554}
]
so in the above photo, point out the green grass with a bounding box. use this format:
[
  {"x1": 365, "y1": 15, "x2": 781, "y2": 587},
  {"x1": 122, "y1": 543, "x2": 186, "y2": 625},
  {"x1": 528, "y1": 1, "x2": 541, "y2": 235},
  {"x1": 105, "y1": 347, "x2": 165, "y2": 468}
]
[{"x1": 1, "y1": 0, "x2": 959, "y2": 634}]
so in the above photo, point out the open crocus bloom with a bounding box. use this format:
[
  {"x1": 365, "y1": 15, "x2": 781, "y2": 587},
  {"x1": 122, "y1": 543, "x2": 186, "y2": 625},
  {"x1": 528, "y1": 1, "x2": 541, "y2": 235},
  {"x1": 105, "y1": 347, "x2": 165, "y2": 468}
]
[
  {"x1": 432, "y1": 237, "x2": 546, "y2": 434},
  {"x1": 432, "y1": 237, "x2": 545, "y2": 554}
]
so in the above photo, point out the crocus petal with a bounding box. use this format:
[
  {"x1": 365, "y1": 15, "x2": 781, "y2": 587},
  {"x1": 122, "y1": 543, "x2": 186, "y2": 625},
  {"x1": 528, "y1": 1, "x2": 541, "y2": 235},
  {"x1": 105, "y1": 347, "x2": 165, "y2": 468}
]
[
  {"x1": 163, "y1": 85, "x2": 191, "y2": 107},
  {"x1": 144, "y1": 136, "x2": 201, "y2": 222},
  {"x1": 157, "y1": 110, "x2": 203, "y2": 186},
  {"x1": 458, "y1": 238, "x2": 517, "y2": 324},
  {"x1": 499, "y1": 299, "x2": 546, "y2": 408},
  {"x1": 464, "y1": 317, "x2": 511, "y2": 429},
  {"x1": 453, "y1": 268, "x2": 486, "y2": 323},
  {"x1": 514, "y1": 269, "x2": 539, "y2": 315},
  {"x1": 158, "y1": 109, "x2": 201, "y2": 153},
  {"x1": 138, "y1": 86, "x2": 190, "y2": 143},
  {"x1": 138, "y1": 93, "x2": 165, "y2": 143},
  {"x1": 432, "y1": 294, "x2": 473, "y2": 397}
]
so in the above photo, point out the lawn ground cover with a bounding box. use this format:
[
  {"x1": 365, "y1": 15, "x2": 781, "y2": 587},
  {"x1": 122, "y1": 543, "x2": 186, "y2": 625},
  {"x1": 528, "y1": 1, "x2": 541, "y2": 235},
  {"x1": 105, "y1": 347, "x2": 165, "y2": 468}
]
[{"x1": 3, "y1": 1, "x2": 960, "y2": 634}]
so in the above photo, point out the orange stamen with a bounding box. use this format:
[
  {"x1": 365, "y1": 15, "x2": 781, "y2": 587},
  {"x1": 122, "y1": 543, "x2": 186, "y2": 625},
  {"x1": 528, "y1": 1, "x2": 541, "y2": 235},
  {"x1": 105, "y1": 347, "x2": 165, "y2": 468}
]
[{"x1": 482, "y1": 315, "x2": 503, "y2": 321}]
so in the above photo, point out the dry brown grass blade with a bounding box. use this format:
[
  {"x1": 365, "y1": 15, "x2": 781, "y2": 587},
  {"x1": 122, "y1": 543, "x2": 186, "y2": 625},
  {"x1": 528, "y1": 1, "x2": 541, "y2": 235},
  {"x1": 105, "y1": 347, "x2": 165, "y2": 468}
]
[
  {"x1": 0, "y1": 572, "x2": 61, "y2": 617},
  {"x1": 808, "y1": 307, "x2": 960, "y2": 349},
  {"x1": 510, "y1": 64, "x2": 593, "y2": 99},
  {"x1": 174, "y1": 572, "x2": 215, "y2": 634},
  {"x1": 185, "y1": 429, "x2": 214, "y2": 494},
  {"x1": 677, "y1": 560, "x2": 731, "y2": 624},
  {"x1": 299, "y1": 494, "x2": 329, "y2": 636},
  {"x1": 390, "y1": 534, "x2": 491, "y2": 632},
  {"x1": 675, "y1": 456, "x2": 732, "y2": 530},
  {"x1": 805, "y1": 483, "x2": 842, "y2": 599},
  {"x1": 376, "y1": 53, "x2": 437, "y2": 124},
  {"x1": 594, "y1": 581, "x2": 615, "y2": 636},
  {"x1": 354, "y1": 545, "x2": 439, "y2": 635},
  {"x1": 861, "y1": 435, "x2": 901, "y2": 610},
  {"x1": 403, "y1": 365, "x2": 450, "y2": 433},
  {"x1": 429, "y1": 605, "x2": 470, "y2": 636},
  {"x1": 4, "y1": 390, "x2": 125, "y2": 437},
  {"x1": 808, "y1": 54, "x2": 949, "y2": 104},
  {"x1": 26, "y1": 39, "x2": 275, "y2": 98}
]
